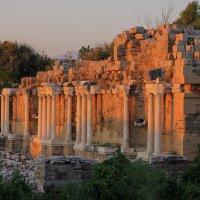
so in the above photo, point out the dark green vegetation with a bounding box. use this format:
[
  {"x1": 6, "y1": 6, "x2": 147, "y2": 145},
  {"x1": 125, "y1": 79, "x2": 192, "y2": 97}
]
[
  {"x1": 173, "y1": 1, "x2": 200, "y2": 29},
  {"x1": 1, "y1": 146, "x2": 200, "y2": 200},
  {"x1": 78, "y1": 42, "x2": 114, "y2": 61},
  {"x1": 0, "y1": 41, "x2": 52, "y2": 91}
]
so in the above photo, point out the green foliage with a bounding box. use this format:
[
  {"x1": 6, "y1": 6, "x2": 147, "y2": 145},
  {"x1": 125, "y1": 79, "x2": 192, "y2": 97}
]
[
  {"x1": 2, "y1": 148, "x2": 200, "y2": 200},
  {"x1": 0, "y1": 170, "x2": 32, "y2": 200},
  {"x1": 180, "y1": 144, "x2": 200, "y2": 200},
  {"x1": 173, "y1": 1, "x2": 200, "y2": 29},
  {"x1": 85, "y1": 150, "x2": 167, "y2": 200},
  {"x1": 0, "y1": 41, "x2": 52, "y2": 88},
  {"x1": 52, "y1": 182, "x2": 86, "y2": 200},
  {"x1": 78, "y1": 42, "x2": 114, "y2": 61}
]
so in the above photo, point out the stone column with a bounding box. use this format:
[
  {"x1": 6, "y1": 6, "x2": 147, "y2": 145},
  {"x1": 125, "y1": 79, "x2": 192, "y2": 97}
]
[
  {"x1": 24, "y1": 93, "x2": 30, "y2": 136},
  {"x1": 123, "y1": 92, "x2": 129, "y2": 149},
  {"x1": 66, "y1": 95, "x2": 72, "y2": 143},
  {"x1": 38, "y1": 95, "x2": 42, "y2": 138},
  {"x1": 87, "y1": 94, "x2": 93, "y2": 146},
  {"x1": 76, "y1": 94, "x2": 81, "y2": 144},
  {"x1": 46, "y1": 95, "x2": 51, "y2": 139},
  {"x1": 147, "y1": 93, "x2": 154, "y2": 155},
  {"x1": 154, "y1": 94, "x2": 162, "y2": 154},
  {"x1": 170, "y1": 94, "x2": 174, "y2": 135},
  {"x1": 1, "y1": 95, "x2": 5, "y2": 134},
  {"x1": 81, "y1": 93, "x2": 87, "y2": 145},
  {"x1": 51, "y1": 95, "x2": 56, "y2": 140},
  {"x1": 4, "y1": 94, "x2": 10, "y2": 135},
  {"x1": 42, "y1": 95, "x2": 47, "y2": 139}
]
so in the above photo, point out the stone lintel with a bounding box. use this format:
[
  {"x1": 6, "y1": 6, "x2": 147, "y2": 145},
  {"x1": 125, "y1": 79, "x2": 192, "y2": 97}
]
[
  {"x1": 38, "y1": 87, "x2": 62, "y2": 96},
  {"x1": 75, "y1": 85, "x2": 88, "y2": 95}
]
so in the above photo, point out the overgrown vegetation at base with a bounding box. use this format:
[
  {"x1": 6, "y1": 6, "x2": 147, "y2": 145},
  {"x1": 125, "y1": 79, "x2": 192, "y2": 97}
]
[{"x1": 1, "y1": 146, "x2": 200, "y2": 200}]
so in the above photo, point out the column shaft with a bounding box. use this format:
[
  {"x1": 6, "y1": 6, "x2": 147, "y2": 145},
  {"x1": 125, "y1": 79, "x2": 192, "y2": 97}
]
[
  {"x1": 66, "y1": 95, "x2": 72, "y2": 143},
  {"x1": 42, "y1": 95, "x2": 47, "y2": 139},
  {"x1": 147, "y1": 93, "x2": 154, "y2": 155},
  {"x1": 46, "y1": 95, "x2": 51, "y2": 139},
  {"x1": 1, "y1": 95, "x2": 5, "y2": 134},
  {"x1": 81, "y1": 94, "x2": 87, "y2": 145},
  {"x1": 38, "y1": 96, "x2": 42, "y2": 138},
  {"x1": 87, "y1": 95, "x2": 92, "y2": 146},
  {"x1": 4, "y1": 95, "x2": 10, "y2": 134},
  {"x1": 51, "y1": 95, "x2": 56, "y2": 140},
  {"x1": 76, "y1": 95, "x2": 81, "y2": 143},
  {"x1": 123, "y1": 94, "x2": 129, "y2": 148},
  {"x1": 154, "y1": 94, "x2": 162, "y2": 154},
  {"x1": 24, "y1": 94, "x2": 29, "y2": 136}
]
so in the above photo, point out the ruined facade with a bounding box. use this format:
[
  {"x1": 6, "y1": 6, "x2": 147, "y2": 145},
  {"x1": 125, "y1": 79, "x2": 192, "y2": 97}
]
[{"x1": 1, "y1": 24, "x2": 200, "y2": 160}]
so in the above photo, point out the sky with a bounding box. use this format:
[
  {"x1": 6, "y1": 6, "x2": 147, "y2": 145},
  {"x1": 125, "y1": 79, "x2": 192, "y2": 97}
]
[{"x1": 0, "y1": 0, "x2": 194, "y2": 58}]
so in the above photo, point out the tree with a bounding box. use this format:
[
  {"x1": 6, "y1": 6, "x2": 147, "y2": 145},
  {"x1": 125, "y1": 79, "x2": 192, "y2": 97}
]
[
  {"x1": 64, "y1": 50, "x2": 76, "y2": 67},
  {"x1": 180, "y1": 144, "x2": 200, "y2": 200},
  {"x1": 85, "y1": 150, "x2": 167, "y2": 200},
  {"x1": 78, "y1": 42, "x2": 114, "y2": 61},
  {"x1": 0, "y1": 41, "x2": 52, "y2": 90},
  {"x1": 173, "y1": 1, "x2": 200, "y2": 29},
  {"x1": 78, "y1": 45, "x2": 92, "y2": 60}
]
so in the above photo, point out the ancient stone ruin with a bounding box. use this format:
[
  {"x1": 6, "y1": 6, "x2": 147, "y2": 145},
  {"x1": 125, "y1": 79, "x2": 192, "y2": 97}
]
[{"x1": 1, "y1": 24, "x2": 200, "y2": 161}]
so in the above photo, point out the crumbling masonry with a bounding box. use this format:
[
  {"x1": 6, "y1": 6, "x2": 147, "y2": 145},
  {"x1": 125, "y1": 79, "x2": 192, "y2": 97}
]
[{"x1": 1, "y1": 24, "x2": 200, "y2": 160}]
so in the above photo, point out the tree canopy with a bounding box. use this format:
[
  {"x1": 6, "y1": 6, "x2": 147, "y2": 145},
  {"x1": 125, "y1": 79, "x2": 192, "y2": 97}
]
[
  {"x1": 78, "y1": 42, "x2": 114, "y2": 61},
  {"x1": 0, "y1": 41, "x2": 52, "y2": 89},
  {"x1": 173, "y1": 1, "x2": 200, "y2": 29}
]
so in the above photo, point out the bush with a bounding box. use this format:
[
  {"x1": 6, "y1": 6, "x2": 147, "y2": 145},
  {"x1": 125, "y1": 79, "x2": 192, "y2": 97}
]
[
  {"x1": 85, "y1": 150, "x2": 168, "y2": 200},
  {"x1": 180, "y1": 144, "x2": 200, "y2": 200}
]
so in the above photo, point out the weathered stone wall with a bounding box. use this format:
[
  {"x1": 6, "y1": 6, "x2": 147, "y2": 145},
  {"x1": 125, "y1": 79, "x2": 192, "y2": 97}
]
[{"x1": 35, "y1": 156, "x2": 97, "y2": 192}]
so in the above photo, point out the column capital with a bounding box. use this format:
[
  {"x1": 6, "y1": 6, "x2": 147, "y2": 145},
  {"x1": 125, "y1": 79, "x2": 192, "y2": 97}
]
[
  {"x1": 118, "y1": 85, "x2": 130, "y2": 97},
  {"x1": 145, "y1": 83, "x2": 164, "y2": 96},
  {"x1": 90, "y1": 85, "x2": 101, "y2": 95},
  {"x1": 2, "y1": 88, "x2": 16, "y2": 96},
  {"x1": 64, "y1": 87, "x2": 74, "y2": 96},
  {"x1": 23, "y1": 89, "x2": 30, "y2": 96}
]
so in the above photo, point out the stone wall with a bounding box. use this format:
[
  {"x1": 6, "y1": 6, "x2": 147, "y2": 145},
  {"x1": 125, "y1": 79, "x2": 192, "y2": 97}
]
[{"x1": 35, "y1": 156, "x2": 97, "y2": 192}]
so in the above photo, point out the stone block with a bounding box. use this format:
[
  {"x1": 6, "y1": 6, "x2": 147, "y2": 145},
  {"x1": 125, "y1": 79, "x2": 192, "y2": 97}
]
[
  {"x1": 194, "y1": 51, "x2": 200, "y2": 59},
  {"x1": 129, "y1": 26, "x2": 145, "y2": 34},
  {"x1": 186, "y1": 45, "x2": 194, "y2": 52},
  {"x1": 176, "y1": 34, "x2": 187, "y2": 41},
  {"x1": 177, "y1": 52, "x2": 193, "y2": 59},
  {"x1": 173, "y1": 45, "x2": 185, "y2": 52}
]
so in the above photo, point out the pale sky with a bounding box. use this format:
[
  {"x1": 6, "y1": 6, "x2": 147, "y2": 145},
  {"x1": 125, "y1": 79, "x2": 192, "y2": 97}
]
[{"x1": 0, "y1": 0, "x2": 193, "y2": 57}]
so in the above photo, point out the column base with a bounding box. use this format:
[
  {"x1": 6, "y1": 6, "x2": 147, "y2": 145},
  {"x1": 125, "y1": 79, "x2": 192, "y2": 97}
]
[
  {"x1": 6, "y1": 134, "x2": 23, "y2": 153},
  {"x1": 22, "y1": 135, "x2": 31, "y2": 153},
  {"x1": 122, "y1": 139, "x2": 129, "y2": 149},
  {"x1": 137, "y1": 151, "x2": 149, "y2": 161},
  {"x1": 74, "y1": 143, "x2": 85, "y2": 151},
  {"x1": 64, "y1": 142, "x2": 74, "y2": 156}
]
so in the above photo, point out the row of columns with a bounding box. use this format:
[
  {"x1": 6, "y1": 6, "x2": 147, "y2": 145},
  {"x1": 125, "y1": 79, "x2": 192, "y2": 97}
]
[
  {"x1": 1, "y1": 91, "x2": 30, "y2": 137},
  {"x1": 75, "y1": 92, "x2": 93, "y2": 147},
  {"x1": 37, "y1": 94, "x2": 56, "y2": 140},
  {"x1": 75, "y1": 85, "x2": 130, "y2": 149}
]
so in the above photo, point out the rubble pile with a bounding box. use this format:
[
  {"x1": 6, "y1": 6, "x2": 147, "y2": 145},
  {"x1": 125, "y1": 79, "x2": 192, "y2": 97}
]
[{"x1": 0, "y1": 151, "x2": 38, "y2": 190}]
